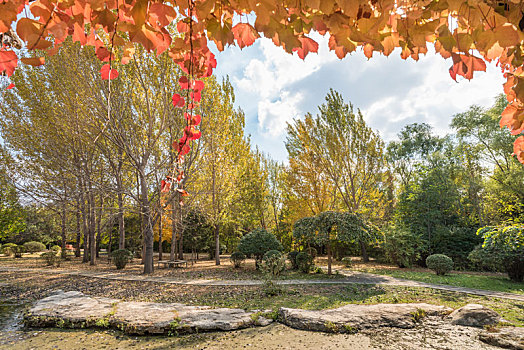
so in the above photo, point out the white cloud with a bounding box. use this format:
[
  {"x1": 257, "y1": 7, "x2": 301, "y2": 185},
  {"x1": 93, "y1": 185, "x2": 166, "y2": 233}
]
[
  {"x1": 257, "y1": 91, "x2": 303, "y2": 136},
  {"x1": 213, "y1": 36, "x2": 506, "y2": 161}
]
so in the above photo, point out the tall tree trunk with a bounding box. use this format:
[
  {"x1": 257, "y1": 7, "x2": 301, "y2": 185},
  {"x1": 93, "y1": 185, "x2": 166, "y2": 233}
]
[
  {"x1": 87, "y1": 175, "x2": 96, "y2": 266},
  {"x1": 79, "y1": 178, "x2": 89, "y2": 263},
  {"x1": 75, "y1": 206, "x2": 81, "y2": 258},
  {"x1": 61, "y1": 202, "x2": 67, "y2": 259},
  {"x1": 95, "y1": 200, "x2": 102, "y2": 258},
  {"x1": 178, "y1": 209, "x2": 184, "y2": 260},
  {"x1": 117, "y1": 180, "x2": 125, "y2": 250},
  {"x1": 140, "y1": 170, "x2": 154, "y2": 274},
  {"x1": 327, "y1": 241, "x2": 332, "y2": 275},
  {"x1": 170, "y1": 202, "x2": 177, "y2": 261},
  {"x1": 158, "y1": 206, "x2": 163, "y2": 261},
  {"x1": 214, "y1": 224, "x2": 220, "y2": 265},
  {"x1": 359, "y1": 240, "x2": 369, "y2": 262}
]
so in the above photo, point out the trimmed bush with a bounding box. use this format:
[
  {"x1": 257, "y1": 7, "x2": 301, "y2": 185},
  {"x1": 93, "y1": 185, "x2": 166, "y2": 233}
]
[
  {"x1": 261, "y1": 250, "x2": 285, "y2": 277},
  {"x1": 41, "y1": 251, "x2": 60, "y2": 266},
  {"x1": 305, "y1": 247, "x2": 317, "y2": 259},
  {"x1": 1, "y1": 243, "x2": 19, "y2": 257},
  {"x1": 296, "y1": 251, "x2": 314, "y2": 273},
  {"x1": 237, "y1": 228, "x2": 283, "y2": 269},
  {"x1": 287, "y1": 251, "x2": 300, "y2": 270},
  {"x1": 111, "y1": 249, "x2": 133, "y2": 270},
  {"x1": 341, "y1": 257, "x2": 352, "y2": 268},
  {"x1": 426, "y1": 254, "x2": 453, "y2": 275},
  {"x1": 23, "y1": 241, "x2": 46, "y2": 253},
  {"x1": 230, "y1": 251, "x2": 246, "y2": 268}
]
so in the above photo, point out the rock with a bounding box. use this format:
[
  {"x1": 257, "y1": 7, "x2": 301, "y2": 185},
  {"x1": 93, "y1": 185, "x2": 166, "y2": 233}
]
[
  {"x1": 279, "y1": 303, "x2": 452, "y2": 333},
  {"x1": 25, "y1": 291, "x2": 273, "y2": 335},
  {"x1": 479, "y1": 327, "x2": 524, "y2": 350},
  {"x1": 448, "y1": 304, "x2": 501, "y2": 328}
]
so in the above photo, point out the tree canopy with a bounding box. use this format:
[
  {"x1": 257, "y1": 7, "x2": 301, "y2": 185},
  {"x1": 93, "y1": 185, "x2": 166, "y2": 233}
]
[{"x1": 1, "y1": 0, "x2": 524, "y2": 163}]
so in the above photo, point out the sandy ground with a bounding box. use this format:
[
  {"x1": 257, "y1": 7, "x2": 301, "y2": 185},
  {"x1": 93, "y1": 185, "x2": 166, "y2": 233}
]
[{"x1": 0, "y1": 319, "x2": 500, "y2": 350}]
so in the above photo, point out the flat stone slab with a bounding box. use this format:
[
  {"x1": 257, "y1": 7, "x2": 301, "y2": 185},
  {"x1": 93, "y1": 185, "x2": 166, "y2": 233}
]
[
  {"x1": 479, "y1": 327, "x2": 524, "y2": 350},
  {"x1": 24, "y1": 290, "x2": 273, "y2": 335},
  {"x1": 279, "y1": 303, "x2": 453, "y2": 333}
]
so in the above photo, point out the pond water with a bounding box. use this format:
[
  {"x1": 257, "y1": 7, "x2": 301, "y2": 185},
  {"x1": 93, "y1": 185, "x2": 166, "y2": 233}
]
[{"x1": 0, "y1": 302, "x2": 498, "y2": 350}]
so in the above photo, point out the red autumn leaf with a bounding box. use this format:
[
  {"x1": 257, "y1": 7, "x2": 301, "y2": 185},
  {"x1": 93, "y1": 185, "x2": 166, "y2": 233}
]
[
  {"x1": 177, "y1": 188, "x2": 189, "y2": 196},
  {"x1": 179, "y1": 76, "x2": 189, "y2": 89},
  {"x1": 293, "y1": 37, "x2": 319, "y2": 60},
  {"x1": 0, "y1": 50, "x2": 18, "y2": 77},
  {"x1": 149, "y1": 3, "x2": 177, "y2": 27},
  {"x1": 180, "y1": 144, "x2": 191, "y2": 155},
  {"x1": 231, "y1": 23, "x2": 259, "y2": 49},
  {"x1": 6, "y1": 83, "x2": 15, "y2": 90},
  {"x1": 449, "y1": 53, "x2": 486, "y2": 81},
  {"x1": 172, "y1": 93, "x2": 185, "y2": 107},
  {"x1": 189, "y1": 130, "x2": 202, "y2": 140},
  {"x1": 160, "y1": 180, "x2": 171, "y2": 193},
  {"x1": 191, "y1": 80, "x2": 204, "y2": 92},
  {"x1": 177, "y1": 21, "x2": 189, "y2": 33},
  {"x1": 100, "y1": 64, "x2": 119, "y2": 80},
  {"x1": 190, "y1": 90, "x2": 201, "y2": 102},
  {"x1": 21, "y1": 56, "x2": 45, "y2": 66},
  {"x1": 191, "y1": 114, "x2": 202, "y2": 126},
  {"x1": 187, "y1": 102, "x2": 196, "y2": 109}
]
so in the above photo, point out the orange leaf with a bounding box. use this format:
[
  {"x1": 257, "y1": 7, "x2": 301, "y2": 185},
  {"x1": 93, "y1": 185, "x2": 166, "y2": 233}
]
[
  {"x1": 293, "y1": 37, "x2": 319, "y2": 60},
  {"x1": 6, "y1": 83, "x2": 15, "y2": 90},
  {"x1": 231, "y1": 23, "x2": 259, "y2": 49},
  {"x1": 0, "y1": 50, "x2": 18, "y2": 77},
  {"x1": 21, "y1": 57, "x2": 45, "y2": 66}
]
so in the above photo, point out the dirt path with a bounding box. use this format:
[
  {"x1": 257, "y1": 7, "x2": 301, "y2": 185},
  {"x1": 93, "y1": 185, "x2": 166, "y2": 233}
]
[{"x1": 1, "y1": 266, "x2": 523, "y2": 302}]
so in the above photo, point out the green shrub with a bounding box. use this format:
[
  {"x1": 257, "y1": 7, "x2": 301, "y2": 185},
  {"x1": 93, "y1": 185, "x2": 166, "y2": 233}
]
[
  {"x1": 296, "y1": 252, "x2": 314, "y2": 273},
  {"x1": 468, "y1": 245, "x2": 503, "y2": 272},
  {"x1": 111, "y1": 249, "x2": 133, "y2": 270},
  {"x1": 230, "y1": 251, "x2": 246, "y2": 268},
  {"x1": 287, "y1": 251, "x2": 300, "y2": 270},
  {"x1": 50, "y1": 245, "x2": 61, "y2": 253},
  {"x1": 305, "y1": 247, "x2": 317, "y2": 259},
  {"x1": 341, "y1": 257, "x2": 352, "y2": 268},
  {"x1": 1, "y1": 243, "x2": 19, "y2": 257},
  {"x1": 426, "y1": 254, "x2": 453, "y2": 275},
  {"x1": 476, "y1": 225, "x2": 524, "y2": 282},
  {"x1": 23, "y1": 241, "x2": 46, "y2": 253},
  {"x1": 262, "y1": 250, "x2": 285, "y2": 277},
  {"x1": 382, "y1": 226, "x2": 421, "y2": 268},
  {"x1": 237, "y1": 228, "x2": 283, "y2": 269},
  {"x1": 41, "y1": 251, "x2": 60, "y2": 266}
]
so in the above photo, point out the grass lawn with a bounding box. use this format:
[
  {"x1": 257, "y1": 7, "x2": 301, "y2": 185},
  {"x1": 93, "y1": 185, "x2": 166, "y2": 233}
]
[
  {"x1": 2, "y1": 270, "x2": 523, "y2": 327},
  {"x1": 354, "y1": 266, "x2": 524, "y2": 295}
]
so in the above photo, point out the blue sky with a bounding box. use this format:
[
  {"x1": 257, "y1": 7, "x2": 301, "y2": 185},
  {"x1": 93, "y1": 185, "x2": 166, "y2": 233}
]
[{"x1": 211, "y1": 33, "x2": 505, "y2": 162}]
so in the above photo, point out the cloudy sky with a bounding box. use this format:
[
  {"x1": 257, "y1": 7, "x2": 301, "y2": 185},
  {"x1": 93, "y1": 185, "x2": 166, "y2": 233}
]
[{"x1": 210, "y1": 33, "x2": 505, "y2": 162}]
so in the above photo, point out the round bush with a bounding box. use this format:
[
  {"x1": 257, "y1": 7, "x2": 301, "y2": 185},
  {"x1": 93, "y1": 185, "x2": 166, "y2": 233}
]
[
  {"x1": 287, "y1": 251, "x2": 300, "y2": 270},
  {"x1": 50, "y1": 245, "x2": 61, "y2": 253},
  {"x1": 296, "y1": 252, "x2": 314, "y2": 273},
  {"x1": 23, "y1": 241, "x2": 46, "y2": 253},
  {"x1": 263, "y1": 250, "x2": 282, "y2": 261},
  {"x1": 1, "y1": 243, "x2": 18, "y2": 257},
  {"x1": 237, "y1": 228, "x2": 283, "y2": 269},
  {"x1": 426, "y1": 254, "x2": 453, "y2": 275},
  {"x1": 111, "y1": 249, "x2": 132, "y2": 270},
  {"x1": 261, "y1": 251, "x2": 285, "y2": 277},
  {"x1": 341, "y1": 257, "x2": 352, "y2": 268},
  {"x1": 305, "y1": 247, "x2": 317, "y2": 259},
  {"x1": 41, "y1": 251, "x2": 60, "y2": 266},
  {"x1": 230, "y1": 251, "x2": 246, "y2": 268}
]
